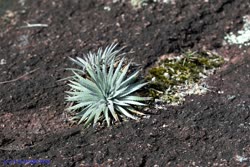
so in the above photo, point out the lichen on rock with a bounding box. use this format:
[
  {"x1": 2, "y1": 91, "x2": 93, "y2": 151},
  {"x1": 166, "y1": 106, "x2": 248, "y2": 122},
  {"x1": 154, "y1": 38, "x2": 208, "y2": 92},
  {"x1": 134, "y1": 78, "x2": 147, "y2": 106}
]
[
  {"x1": 146, "y1": 51, "x2": 224, "y2": 105},
  {"x1": 224, "y1": 15, "x2": 250, "y2": 48}
]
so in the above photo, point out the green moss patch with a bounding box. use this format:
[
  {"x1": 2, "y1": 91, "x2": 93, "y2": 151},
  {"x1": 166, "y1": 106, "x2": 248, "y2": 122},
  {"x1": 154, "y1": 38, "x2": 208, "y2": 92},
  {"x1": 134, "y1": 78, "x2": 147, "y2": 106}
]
[{"x1": 146, "y1": 51, "x2": 224, "y2": 105}]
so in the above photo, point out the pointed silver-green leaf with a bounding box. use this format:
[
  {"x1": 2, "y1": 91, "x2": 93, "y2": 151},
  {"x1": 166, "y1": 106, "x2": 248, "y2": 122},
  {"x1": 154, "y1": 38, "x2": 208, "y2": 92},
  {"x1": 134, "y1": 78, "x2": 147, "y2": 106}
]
[
  {"x1": 119, "y1": 70, "x2": 140, "y2": 88},
  {"x1": 66, "y1": 93, "x2": 96, "y2": 102},
  {"x1": 117, "y1": 106, "x2": 138, "y2": 120},
  {"x1": 85, "y1": 65, "x2": 104, "y2": 93},
  {"x1": 65, "y1": 68, "x2": 85, "y2": 74},
  {"x1": 127, "y1": 107, "x2": 145, "y2": 116},
  {"x1": 67, "y1": 101, "x2": 94, "y2": 111},
  {"x1": 121, "y1": 96, "x2": 151, "y2": 101},
  {"x1": 112, "y1": 57, "x2": 125, "y2": 86},
  {"x1": 107, "y1": 100, "x2": 119, "y2": 121},
  {"x1": 112, "y1": 86, "x2": 129, "y2": 98},
  {"x1": 120, "y1": 82, "x2": 148, "y2": 97},
  {"x1": 58, "y1": 76, "x2": 76, "y2": 82},
  {"x1": 93, "y1": 104, "x2": 105, "y2": 127},
  {"x1": 69, "y1": 57, "x2": 85, "y2": 67},
  {"x1": 82, "y1": 108, "x2": 97, "y2": 128},
  {"x1": 104, "y1": 107, "x2": 110, "y2": 127},
  {"x1": 73, "y1": 105, "x2": 92, "y2": 117},
  {"x1": 77, "y1": 104, "x2": 96, "y2": 124},
  {"x1": 68, "y1": 83, "x2": 87, "y2": 92},
  {"x1": 120, "y1": 100, "x2": 146, "y2": 106},
  {"x1": 76, "y1": 57, "x2": 88, "y2": 67},
  {"x1": 116, "y1": 62, "x2": 131, "y2": 87},
  {"x1": 113, "y1": 99, "x2": 130, "y2": 106},
  {"x1": 65, "y1": 91, "x2": 83, "y2": 96},
  {"x1": 69, "y1": 80, "x2": 99, "y2": 95},
  {"x1": 107, "y1": 58, "x2": 115, "y2": 87}
]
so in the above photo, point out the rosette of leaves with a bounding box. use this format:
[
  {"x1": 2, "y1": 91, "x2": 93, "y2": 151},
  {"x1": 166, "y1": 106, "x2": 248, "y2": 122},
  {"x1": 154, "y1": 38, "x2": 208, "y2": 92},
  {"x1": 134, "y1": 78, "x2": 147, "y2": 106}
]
[
  {"x1": 66, "y1": 44, "x2": 149, "y2": 128},
  {"x1": 68, "y1": 43, "x2": 123, "y2": 73}
]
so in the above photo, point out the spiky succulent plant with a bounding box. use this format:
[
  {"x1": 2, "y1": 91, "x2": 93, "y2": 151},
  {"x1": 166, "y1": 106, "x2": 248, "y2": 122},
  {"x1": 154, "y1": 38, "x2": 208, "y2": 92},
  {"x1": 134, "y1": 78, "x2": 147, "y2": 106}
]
[{"x1": 66, "y1": 44, "x2": 149, "y2": 128}]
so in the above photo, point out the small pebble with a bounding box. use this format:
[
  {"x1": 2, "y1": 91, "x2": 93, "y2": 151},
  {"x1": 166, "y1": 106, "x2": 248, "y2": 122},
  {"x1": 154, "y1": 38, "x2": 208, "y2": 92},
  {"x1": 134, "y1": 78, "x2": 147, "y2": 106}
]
[{"x1": 0, "y1": 59, "x2": 6, "y2": 65}]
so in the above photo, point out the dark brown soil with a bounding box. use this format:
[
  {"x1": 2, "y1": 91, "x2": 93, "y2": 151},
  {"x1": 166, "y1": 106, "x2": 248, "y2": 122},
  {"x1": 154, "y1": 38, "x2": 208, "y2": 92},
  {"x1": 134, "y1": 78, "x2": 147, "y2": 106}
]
[{"x1": 0, "y1": 0, "x2": 250, "y2": 166}]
